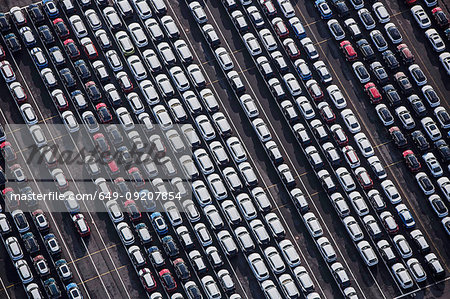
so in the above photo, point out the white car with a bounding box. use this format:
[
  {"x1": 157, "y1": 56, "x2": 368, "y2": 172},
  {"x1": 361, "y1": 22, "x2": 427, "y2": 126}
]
[
  {"x1": 421, "y1": 117, "x2": 441, "y2": 141},
  {"x1": 247, "y1": 253, "x2": 269, "y2": 281},
  {"x1": 238, "y1": 163, "x2": 258, "y2": 188},
  {"x1": 127, "y1": 55, "x2": 147, "y2": 81},
  {"x1": 303, "y1": 212, "x2": 323, "y2": 237},
  {"x1": 330, "y1": 192, "x2": 350, "y2": 217},
  {"x1": 252, "y1": 118, "x2": 271, "y2": 142},
  {"x1": 259, "y1": 28, "x2": 277, "y2": 52},
  {"x1": 317, "y1": 237, "x2": 337, "y2": 263},
  {"x1": 406, "y1": 258, "x2": 427, "y2": 283},
  {"x1": 327, "y1": 85, "x2": 347, "y2": 109},
  {"x1": 411, "y1": 5, "x2": 431, "y2": 29},
  {"x1": 214, "y1": 47, "x2": 234, "y2": 70},
  {"x1": 69, "y1": 15, "x2": 87, "y2": 38},
  {"x1": 61, "y1": 111, "x2": 79, "y2": 133},
  {"x1": 169, "y1": 66, "x2": 190, "y2": 92},
  {"x1": 381, "y1": 180, "x2": 402, "y2": 204},
  {"x1": 357, "y1": 240, "x2": 378, "y2": 266},
  {"x1": 300, "y1": 37, "x2": 319, "y2": 60},
  {"x1": 415, "y1": 172, "x2": 435, "y2": 195},
  {"x1": 161, "y1": 15, "x2": 179, "y2": 39},
  {"x1": 174, "y1": 39, "x2": 193, "y2": 64},
  {"x1": 393, "y1": 235, "x2": 413, "y2": 259},
  {"x1": 279, "y1": 274, "x2": 300, "y2": 298},
  {"x1": 442, "y1": 217, "x2": 450, "y2": 236},
  {"x1": 367, "y1": 156, "x2": 387, "y2": 180},
  {"x1": 188, "y1": 1, "x2": 207, "y2": 24},
  {"x1": 434, "y1": 106, "x2": 450, "y2": 129},
  {"x1": 327, "y1": 19, "x2": 345, "y2": 41},
  {"x1": 352, "y1": 61, "x2": 370, "y2": 84},
  {"x1": 239, "y1": 94, "x2": 259, "y2": 118},
  {"x1": 439, "y1": 52, "x2": 450, "y2": 76},
  {"x1": 349, "y1": 191, "x2": 369, "y2": 216},
  {"x1": 128, "y1": 22, "x2": 148, "y2": 47},
  {"x1": 343, "y1": 216, "x2": 364, "y2": 241},
  {"x1": 437, "y1": 177, "x2": 450, "y2": 202},
  {"x1": 243, "y1": 33, "x2": 262, "y2": 56},
  {"x1": 278, "y1": 239, "x2": 301, "y2": 267},
  {"x1": 278, "y1": 0, "x2": 295, "y2": 18},
  {"x1": 296, "y1": 96, "x2": 315, "y2": 119},
  {"x1": 372, "y1": 2, "x2": 390, "y2": 23},
  {"x1": 354, "y1": 133, "x2": 374, "y2": 157},
  {"x1": 392, "y1": 263, "x2": 413, "y2": 289},
  {"x1": 358, "y1": 8, "x2": 376, "y2": 30},
  {"x1": 375, "y1": 104, "x2": 394, "y2": 126},
  {"x1": 341, "y1": 109, "x2": 361, "y2": 133},
  {"x1": 428, "y1": 194, "x2": 448, "y2": 218},
  {"x1": 408, "y1": 64, "x2": 427, "y2": 86},
  {"x1": 283, "y1": 73, "x2": 301, "y2": 96},
  {"x1": 336, "y1": 167, "x2": 356, "y2": 192},
  {"x1": 425, "y1": 29, "x2": 446, "y2": 52},
  {"x1": 422, "y1": 152, "x2": 443, "y2": 177},
  {"x1": 384, "y1": 23, "x2": 402, "y2": 44}
]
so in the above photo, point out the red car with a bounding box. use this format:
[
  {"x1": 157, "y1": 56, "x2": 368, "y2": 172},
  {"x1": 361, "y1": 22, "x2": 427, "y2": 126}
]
[
  {"x1": 1, "y1": 141, "x2": 17, "y2": 162},
  {"x1": 93, "y1": 133, "x2": 110, "y2": 155},
  {"x1": 340, "y1": 40, "x2": 357, "y2": 61},
  {"x1": 0, "y1": 45, "x2": 5, "y2": 60},
  {"x1": 128, "y1": 166, "x2": 145, "y2": 189},
  {"x1": 159, "y1": 269, "x2": 177, "y2": 292},
  {"x1": 95, "y1": 103, "x2": 113, "y2": 123},
  {"x1": 139, "y1": 268, "x2": 157, "y2": 292},
  {"x1": 63, "y1": 39, "x2": 80, "y2": 60},
  {"x1": 364, "y1": 82, "x2": 382, "y2": 104},
  {"x1": 81, "y1": 37, "x2": 98, "y2": 60},
  {"x1": 355, "y1": 168, "x2": 373, "y2": 190},
  {"x1": 72, "y1": 213, "x2": 90, "y2": 237},
  {"x1": 107, "y1": 160, "x2": 119, "y2": 174},
  {"x1": 318, "y1": 102, "x2": 336, "y2": 123},
  {"x1": 331, "y1": 124, "x2": 348, "y2": 146},
  {"x1": 117, "y1": 72, "x2": 133, "y2": 93},
  {"x1": 52, "y1": 18, "x2": 69, "y2": 38},
  {"x1": 404, "y1": 0, "x2": 417, "y2": 5},
  {"x1": 283, "y1": 38, "x2": 300, "y2": 59},
  {"x1": 262, "y1": 0, "x2": 277, "y2": 17},
  {"x1": 273, "y1": 17, "x2": 288, "y2": 38},
  {"x1": 432, "y1": 7, "x2": 449, "y2": 28},
  {"x1": 396, "y1": 44, "x2": 414, "y2": 64},
  {"x1": 124, "y1": 200, "x2": 142, "y2": 222},
  {"x1": 306, "y1": 79, "x2": 323, "y2": 101},
  {"x1": 402, "y1": 150, "x2": 421, "y2": 172}
]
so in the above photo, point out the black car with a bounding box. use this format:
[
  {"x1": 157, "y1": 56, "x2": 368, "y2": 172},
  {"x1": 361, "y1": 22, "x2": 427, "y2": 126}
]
[
  {"x1": 28, "y1": 4, "x2": 45, "y2": 24},
  {"x1": 59, "y1": 68, "x2": 76, "y2": 88},
  {"x1": 0, "y1": 13, "x2": 10, "y2": 32},
  {"x1": 408, "y1": 96, "x2": 426, "y2": 117},
  {"x1": 5, "y1": 33, "x2": 21, "y2": 52},
  {"x1": 382, "y1": 50, "x2": 399, "y2": 70},
  {"x1": 74, "y1": 60, "x2": 91, "y2": 80},
  {"x1": 356, "y1": 39, "x2": 375, "y2": 61},
  {"x1": 86, "y1": 81, "x2": 102, "y2": 102},
  {"x1": 371, "y1": 62, "x2": 389, "y2": 84},
  {"x1": 162, "y1": 236, "x2": 179, "y2": 257},
  {"x1": 383, "y1": 85, "x2": 402, "y2": 107},
  {"x1": 435, "y1": 140, "x2": 450, "y2": 163},
  {"x1": 38, "y1": 25, "x2": 54, "y2": 44},
  {"x1": 173, "y1": 259, "x2": 190, "y2": 281},
  {"x1": 394, "y1": 72, "x2": 413, "y2": 95},
  {"x1": 332, "y1": 0, "x2": 349, "y2": 17},
  {"x1": 389, "y1": 127, "x2": 407, "y2": 148},
  {"x1": 411, "y1": 131, "x2": 430, "y2": 152}
]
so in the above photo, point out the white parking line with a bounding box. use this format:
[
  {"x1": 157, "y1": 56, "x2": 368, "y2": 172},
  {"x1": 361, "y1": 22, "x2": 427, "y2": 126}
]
[{"x1": 0, "y1": 276, "x2": 11, "y2": 299}]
